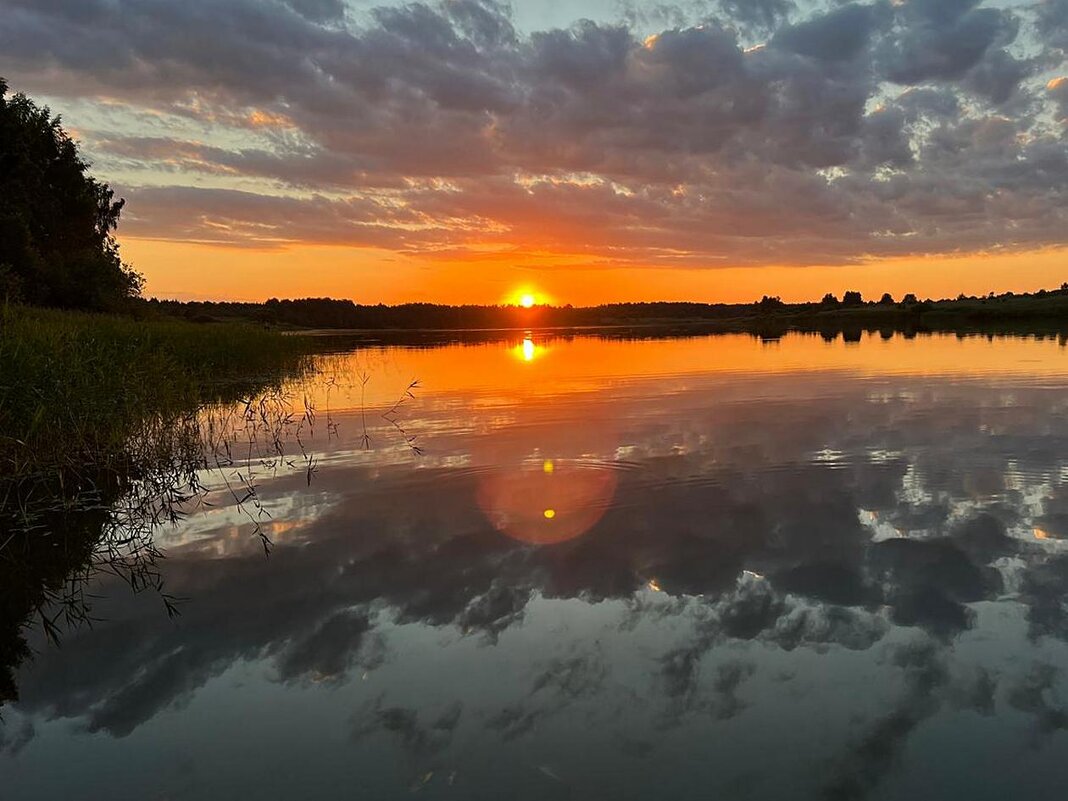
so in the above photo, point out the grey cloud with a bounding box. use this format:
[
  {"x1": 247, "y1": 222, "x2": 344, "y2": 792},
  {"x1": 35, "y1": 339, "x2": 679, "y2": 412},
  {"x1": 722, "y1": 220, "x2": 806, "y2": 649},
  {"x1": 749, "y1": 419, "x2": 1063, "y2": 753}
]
[
  {"x1": 960, "y1": 47, "x2": 1034, "y2": 104},
  {"x1": 1, "y1": 1, "x2": 1063, "y2": 263},
  {"x1": 771, "y1": 3, "x2": 883, "y2": 63},
  {"x1": 1036, "y1": 0, "x2": 1068, "y2": 52},
  {"x1": 879, "y1": 0, "x2": 1020, "y2": 85}
]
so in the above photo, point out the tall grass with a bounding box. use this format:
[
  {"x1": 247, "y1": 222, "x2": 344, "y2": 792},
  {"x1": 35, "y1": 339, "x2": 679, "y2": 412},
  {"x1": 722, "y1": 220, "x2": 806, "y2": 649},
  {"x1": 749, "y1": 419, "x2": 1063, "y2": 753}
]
[
  {"x1": 0, "y1": 303, "x2": 313, "y2": 477},
  {"x1": 0, "y1": 304, "x2": 321, "y2": 702}
]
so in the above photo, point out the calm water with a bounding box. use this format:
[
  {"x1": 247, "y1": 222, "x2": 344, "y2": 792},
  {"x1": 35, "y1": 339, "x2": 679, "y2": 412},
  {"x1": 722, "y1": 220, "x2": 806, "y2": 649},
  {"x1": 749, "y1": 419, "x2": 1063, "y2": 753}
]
[{"x1": 5, "y1": 331, "x2": 1068, "y2": 800}]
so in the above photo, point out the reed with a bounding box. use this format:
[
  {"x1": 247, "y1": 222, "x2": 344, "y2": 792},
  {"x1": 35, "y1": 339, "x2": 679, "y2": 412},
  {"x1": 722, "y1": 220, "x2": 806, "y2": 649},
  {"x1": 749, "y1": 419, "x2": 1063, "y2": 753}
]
[{"x1": 0, "y1": 303, "x2": 314, "y2": 479}]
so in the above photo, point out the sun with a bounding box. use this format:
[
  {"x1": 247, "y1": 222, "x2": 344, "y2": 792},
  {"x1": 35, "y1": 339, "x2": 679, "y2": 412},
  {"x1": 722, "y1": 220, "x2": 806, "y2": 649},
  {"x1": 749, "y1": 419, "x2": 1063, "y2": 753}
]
[{"x1": 520, "y1": 293, "x2": 536, "y2": 308}]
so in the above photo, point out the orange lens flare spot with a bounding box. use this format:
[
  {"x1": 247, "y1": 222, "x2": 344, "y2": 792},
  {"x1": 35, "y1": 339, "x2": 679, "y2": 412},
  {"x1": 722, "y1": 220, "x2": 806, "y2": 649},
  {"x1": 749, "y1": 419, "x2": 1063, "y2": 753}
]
[{"x1": 476, "y1": 461, "x2": 619, "y2": 545}]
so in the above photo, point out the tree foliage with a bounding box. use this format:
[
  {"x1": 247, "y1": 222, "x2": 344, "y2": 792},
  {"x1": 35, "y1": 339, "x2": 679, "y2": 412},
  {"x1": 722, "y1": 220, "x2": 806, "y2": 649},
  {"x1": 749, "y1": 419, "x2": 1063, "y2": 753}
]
[{"x1": 0, "y1": 79, "x2": 142, "y2": 309}]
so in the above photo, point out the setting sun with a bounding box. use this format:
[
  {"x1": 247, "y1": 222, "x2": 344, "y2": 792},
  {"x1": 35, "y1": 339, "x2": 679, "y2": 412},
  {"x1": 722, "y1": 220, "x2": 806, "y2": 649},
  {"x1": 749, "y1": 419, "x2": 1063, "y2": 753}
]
[{"x1": 520, "y1": 294, "x2": 536, "y2": 308}]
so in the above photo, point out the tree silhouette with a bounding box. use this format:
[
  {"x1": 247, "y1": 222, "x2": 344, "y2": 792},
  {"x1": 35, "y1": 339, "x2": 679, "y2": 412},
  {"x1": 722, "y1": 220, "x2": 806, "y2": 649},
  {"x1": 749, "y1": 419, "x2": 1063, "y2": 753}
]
[
  {"x1": 878, "y1": 292, "x2": 894, "y2": 305},
  {"x1": 842, "y1": 291, "x2": 864, "y2": 306},
  {"x1": 758, "y1": 295, "x2": 784, "y2": 312},
  {"x1": 0, "y1": 79, "x2": 142, "y2": 309},
  {"x1": 821, "y1": 293, "x2": 840, "y2": 307}
]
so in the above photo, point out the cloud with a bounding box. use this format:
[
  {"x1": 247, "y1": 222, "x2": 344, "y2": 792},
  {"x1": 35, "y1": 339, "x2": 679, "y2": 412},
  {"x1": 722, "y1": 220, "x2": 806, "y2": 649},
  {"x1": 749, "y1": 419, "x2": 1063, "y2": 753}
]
[{"x1": 0, "y1": 0, "x2": 1063, "y2": 265}]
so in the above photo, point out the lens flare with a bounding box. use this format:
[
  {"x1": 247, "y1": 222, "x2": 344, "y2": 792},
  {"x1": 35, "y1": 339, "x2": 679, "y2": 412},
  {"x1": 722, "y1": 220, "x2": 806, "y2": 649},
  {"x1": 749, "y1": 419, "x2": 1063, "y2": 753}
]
[{"x1": 476, "y1": 459, "x2": 618, "y2": 545}]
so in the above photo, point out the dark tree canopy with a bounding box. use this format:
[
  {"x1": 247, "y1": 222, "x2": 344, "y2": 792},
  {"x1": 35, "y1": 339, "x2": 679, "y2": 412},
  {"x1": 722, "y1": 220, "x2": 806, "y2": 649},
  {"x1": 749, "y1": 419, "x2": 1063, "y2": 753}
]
[{"x1": 0, "y1": 79, "x2": 141, "y2": 309}]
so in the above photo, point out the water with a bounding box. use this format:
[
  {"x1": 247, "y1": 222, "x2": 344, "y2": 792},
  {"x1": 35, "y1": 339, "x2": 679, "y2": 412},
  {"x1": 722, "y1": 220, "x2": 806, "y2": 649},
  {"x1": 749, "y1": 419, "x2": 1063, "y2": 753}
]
[{"x1": 5, "y1": 330, "x2": 1068, "y2": 800}]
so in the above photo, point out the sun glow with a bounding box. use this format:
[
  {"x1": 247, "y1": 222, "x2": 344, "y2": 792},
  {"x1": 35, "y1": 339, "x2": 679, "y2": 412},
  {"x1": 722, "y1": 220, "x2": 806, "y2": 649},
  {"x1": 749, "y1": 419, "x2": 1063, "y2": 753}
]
[{"x1": 505, "y1": 287, "x2": 548, "y2": 307}]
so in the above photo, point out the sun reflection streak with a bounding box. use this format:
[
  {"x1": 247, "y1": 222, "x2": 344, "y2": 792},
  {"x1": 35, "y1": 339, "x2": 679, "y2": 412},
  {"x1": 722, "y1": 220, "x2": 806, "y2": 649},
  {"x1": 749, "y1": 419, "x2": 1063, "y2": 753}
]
[{"x1": 513, "y1": 337, "x2": 541, "y2": 362}]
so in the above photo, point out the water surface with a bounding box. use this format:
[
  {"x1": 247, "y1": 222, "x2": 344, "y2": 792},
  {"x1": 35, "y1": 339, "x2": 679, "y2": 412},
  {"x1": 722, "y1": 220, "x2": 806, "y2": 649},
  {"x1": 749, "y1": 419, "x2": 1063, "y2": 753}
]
[{"x1": 5, "y1": 331, "x2": 1068, "y2": 800}]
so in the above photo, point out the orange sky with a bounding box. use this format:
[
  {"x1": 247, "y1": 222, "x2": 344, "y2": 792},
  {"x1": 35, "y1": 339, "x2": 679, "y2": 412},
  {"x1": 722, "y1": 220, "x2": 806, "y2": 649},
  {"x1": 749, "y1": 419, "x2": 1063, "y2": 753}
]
[{"x1": 123, "y1": 237, "x2": 1068, "y2": 306}]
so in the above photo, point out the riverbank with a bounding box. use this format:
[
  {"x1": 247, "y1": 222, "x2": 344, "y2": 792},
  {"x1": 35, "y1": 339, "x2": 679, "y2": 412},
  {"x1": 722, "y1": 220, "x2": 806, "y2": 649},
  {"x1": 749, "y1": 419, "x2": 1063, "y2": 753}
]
[
  {"x1": 0, "y1": 304, "x2": 314, "y2": 479},
  {"x1": 0, "y1": 304, "x2": 320, "y2": 701}
]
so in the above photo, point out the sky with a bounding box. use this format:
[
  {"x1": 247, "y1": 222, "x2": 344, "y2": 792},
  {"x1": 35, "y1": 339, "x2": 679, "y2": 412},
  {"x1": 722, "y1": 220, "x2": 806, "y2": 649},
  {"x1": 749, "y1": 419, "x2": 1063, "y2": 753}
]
[{"x1": 0, "y1": 0, "x2": 1066, "y2": 305}]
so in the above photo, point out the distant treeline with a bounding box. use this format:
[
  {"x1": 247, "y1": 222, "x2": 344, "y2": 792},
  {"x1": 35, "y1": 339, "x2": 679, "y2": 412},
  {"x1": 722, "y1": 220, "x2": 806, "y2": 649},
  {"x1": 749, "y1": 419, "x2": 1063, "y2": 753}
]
[{"x1": 144, "y1": 285, "x2": 1068, "y2": 331}]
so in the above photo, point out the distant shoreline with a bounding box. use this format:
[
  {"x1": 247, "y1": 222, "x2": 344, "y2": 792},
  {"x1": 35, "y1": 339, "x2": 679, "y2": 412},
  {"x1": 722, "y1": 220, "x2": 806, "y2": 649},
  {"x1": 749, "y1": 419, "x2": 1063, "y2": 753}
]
[{"x1": 145, "y1": 285, "x2": 1068, "y2": 334}]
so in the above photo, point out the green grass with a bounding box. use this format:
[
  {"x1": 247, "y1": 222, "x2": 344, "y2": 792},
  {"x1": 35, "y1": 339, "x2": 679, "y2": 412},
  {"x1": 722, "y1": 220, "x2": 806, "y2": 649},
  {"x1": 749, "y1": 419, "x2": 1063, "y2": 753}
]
[
  {"x1": 0, "y1": 305, "x2": 320, "y2": 698},
  {"x1": 0, "y1": 303, "x2": 314, "y2": 478}
]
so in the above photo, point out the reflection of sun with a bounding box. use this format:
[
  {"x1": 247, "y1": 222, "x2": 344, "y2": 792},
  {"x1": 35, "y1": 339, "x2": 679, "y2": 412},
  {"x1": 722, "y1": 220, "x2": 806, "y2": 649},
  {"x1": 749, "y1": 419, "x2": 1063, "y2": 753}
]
[
  {"x1": 520, "y1": 293, "x2": 536, "y2": 308},
  {"x1": 510, "y1": 336, "x2": 543, "y2": 362}
]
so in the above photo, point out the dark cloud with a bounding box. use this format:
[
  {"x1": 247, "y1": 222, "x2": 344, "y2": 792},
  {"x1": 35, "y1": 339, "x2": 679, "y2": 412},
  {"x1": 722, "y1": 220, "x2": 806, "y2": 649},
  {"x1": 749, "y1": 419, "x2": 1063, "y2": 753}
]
[
  {"x1": 1036, "y1": 0, "x2": 1068, "y2": 52},
  {"x1": 879, "y1": 0, "x2": 1018, "y2": 84},
  {"x1": 772, "y1": 3, "x2": 882, "y2": 64},
  {"x1": 0, "y1": 0, "x2": 1062, "y2": 264}
]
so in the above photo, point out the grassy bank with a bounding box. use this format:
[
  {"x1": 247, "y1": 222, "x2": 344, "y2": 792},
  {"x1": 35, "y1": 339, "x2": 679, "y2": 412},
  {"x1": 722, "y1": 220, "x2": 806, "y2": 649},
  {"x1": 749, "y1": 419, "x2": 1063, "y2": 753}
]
[
  {"x1": 0, "y1": 304, "x2": 320, "y2": 701},
  {"x1": 0, "y1": 304, "x2": 314, "y2": 478}
]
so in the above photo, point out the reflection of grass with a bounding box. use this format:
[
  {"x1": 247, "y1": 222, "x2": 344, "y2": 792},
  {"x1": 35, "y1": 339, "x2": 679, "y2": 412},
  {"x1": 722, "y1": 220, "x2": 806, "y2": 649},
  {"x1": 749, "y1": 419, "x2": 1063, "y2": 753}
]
[
  {"x1": 0, "y1": 304, "x2": 318, "y2": 705},
  {"x1": 0, "y1": 304, "x2": 314, "y2": 478}
]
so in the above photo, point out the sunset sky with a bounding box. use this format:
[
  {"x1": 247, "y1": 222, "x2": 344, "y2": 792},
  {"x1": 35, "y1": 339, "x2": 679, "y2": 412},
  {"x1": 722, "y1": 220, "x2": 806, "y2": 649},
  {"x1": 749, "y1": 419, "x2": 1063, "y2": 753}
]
[{"x1": 1, "y1": 0, "x2": 1066, "y2": 305}]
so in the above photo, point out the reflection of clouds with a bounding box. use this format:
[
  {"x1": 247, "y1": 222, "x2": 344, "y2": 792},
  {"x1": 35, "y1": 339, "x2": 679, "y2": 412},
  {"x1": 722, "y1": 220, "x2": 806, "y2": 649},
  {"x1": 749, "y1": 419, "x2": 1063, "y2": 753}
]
[
  {"x1": 0, "y1": 715, "x2": 33, "y2": 756},
  {"x1": 824, "y1": 639, "x2": 949, "y2": 801},
  {"x1": 352, "y1": 697, "x2": 464, "y2": 756},
  {"x1": 1006, "y1": 663, "x2": 1068, "y2": 747},
  {"x1": 274, "y1": 609, "x2": 380, "y2": 684},
  {"x1": 8, "y1": 365, "x2": 1068, "y2": 797}
]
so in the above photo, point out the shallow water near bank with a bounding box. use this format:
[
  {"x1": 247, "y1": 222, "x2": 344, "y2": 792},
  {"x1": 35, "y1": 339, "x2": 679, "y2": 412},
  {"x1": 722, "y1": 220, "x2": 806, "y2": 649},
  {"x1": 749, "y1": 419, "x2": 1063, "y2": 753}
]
[{"x1": 5, "y1": 330, "x2": 1068, "y2": 800}]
